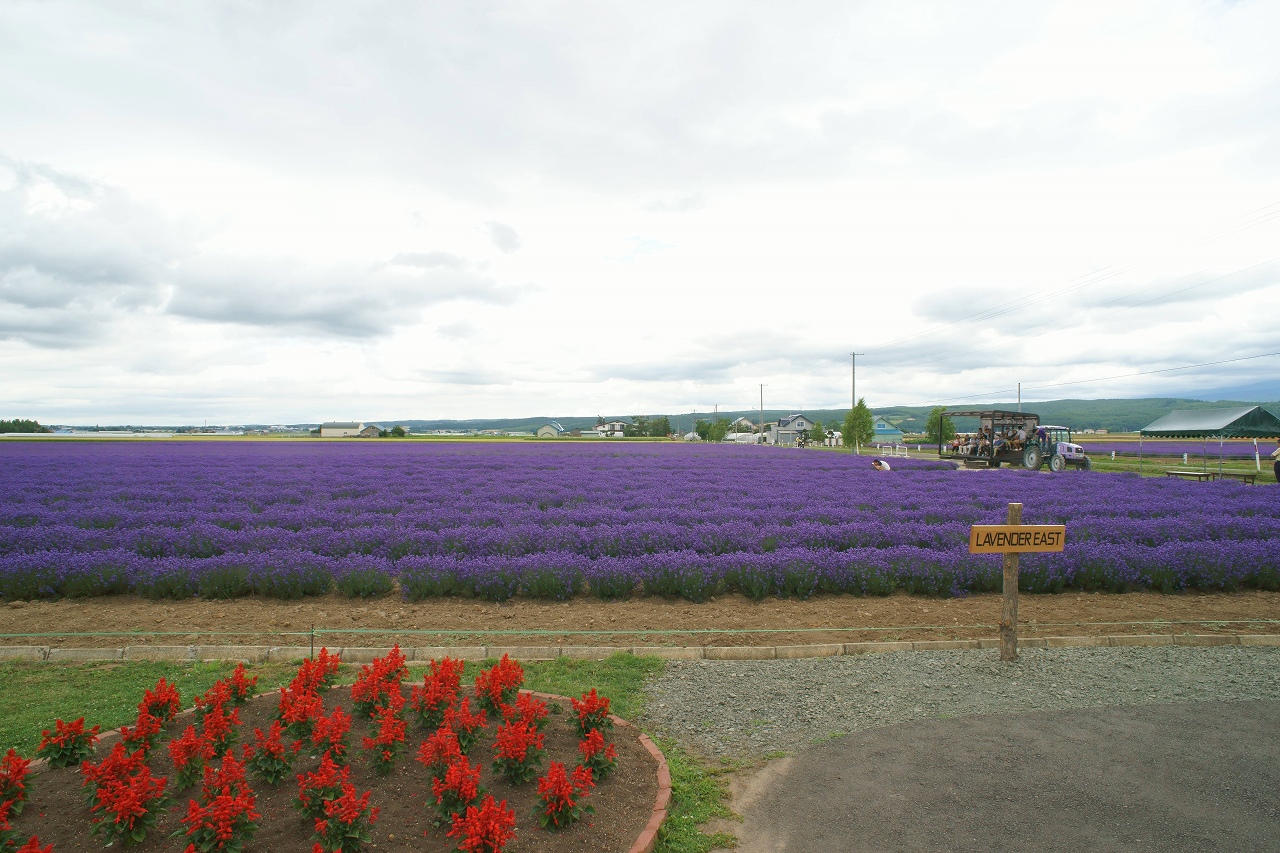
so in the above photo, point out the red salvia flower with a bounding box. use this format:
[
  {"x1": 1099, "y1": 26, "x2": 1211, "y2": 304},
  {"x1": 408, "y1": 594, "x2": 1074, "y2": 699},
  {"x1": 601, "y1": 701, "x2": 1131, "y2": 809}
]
[
  {"x1": 169, "y1": 726, "x2": 215, "y2": 790},
  {"x1": 13, "y1": 836, "x2": 54, "y2": 853},
  {"x1": 360, "y1": 705, "x2": 407, "y2": 775},
  {"x1": 120, "y1": 710, "x2": 164, "y2": 756},
  {"x1": 140, "y1": 678, "x2": 182, "y2": 722},
  {"x1": 499, "y1": 692, "x2": 548, "y2": 731},
  {"x1": 446, "y1": 795, "x2": 516, "y2": 853},
  {"x1": 410, "y1": 657, "x2": 462, "y2": 729},
  {"x1": 415, "y1": 726, "x2": 462, "y2": 776},
  {"x1": 429, "y1": 755, "x2": 483, "y2": 821},
  {"x1": 491, "y1": 719, "x2": 544, "y2": 784},
  {"x1": 244, "y1": 720, "x2": 298, "y2": 785},
  {"x1": 473, "y1": 655, "x2": 523, "y2": 712},
  {"x1": 226, "y1": 664, "x2": 258, "y2": 705},
  {"x1": 569, "y1": 688, "x2": 613, "y2": 736},
  {"x1": 443, "y1": 697, "x2": 487, "y2": 753},
  {"x1": 81, "y1": 746, "x2": 168, "y2": 848},
  {"x1": 295, "y1": 753, "x2": 351, "y2": 820},
  {"x1": 311, "y1": 781, "x2": 378, "y2": 853},
  {"x1": 311, "y1": 707, "x2": 352, "y2": 763},
  {"x1": 36, "y1": 717, "x2": 100, "y2": 768},
  {"x1": 0, "y1": 749, "x2": 32, "y2": 814},
  {"x1": 534, "y1": 762, "x2": 594, "y2": 831},
  {"x1": 577, "y1": 728, "x2": 618, "y2": 779}
]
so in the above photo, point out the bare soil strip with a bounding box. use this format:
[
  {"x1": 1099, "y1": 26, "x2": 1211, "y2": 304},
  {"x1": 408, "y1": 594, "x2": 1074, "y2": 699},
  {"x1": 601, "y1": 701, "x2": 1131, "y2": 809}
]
[{"x1": 3, "y1": 590, "x2": 1278, "y2": 648}]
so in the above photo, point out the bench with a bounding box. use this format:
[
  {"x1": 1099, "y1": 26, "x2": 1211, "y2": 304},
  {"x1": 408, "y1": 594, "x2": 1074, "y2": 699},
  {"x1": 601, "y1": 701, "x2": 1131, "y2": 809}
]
[
  {"x1": 1165, "y1": 469, "x2": 1215, "y2": 482},
  {"x1": 963, "y1": 459, "x2": 991, "y2": 469},
  {"x1": 1217, "y1": 471, "x2": 1258, "y2": 485}
]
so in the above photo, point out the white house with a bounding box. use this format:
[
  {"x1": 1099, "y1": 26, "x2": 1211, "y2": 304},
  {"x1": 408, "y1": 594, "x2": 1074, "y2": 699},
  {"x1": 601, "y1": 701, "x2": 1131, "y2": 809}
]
[
  {"x1": 358, "y1": 425, "x2": 382, "y2": 437},
  {"x1": 730, "y1": 416, "x2": 757, "y2": 432},
  {"x1": 595, "y1": 420, "x2": 630, "y2": 438},
  {"x1": 769, "y1": 414, "x2": 816, "y2": 447},
  {"x1": 320, "y1": 421, "x2": 363, "y2": 438}
]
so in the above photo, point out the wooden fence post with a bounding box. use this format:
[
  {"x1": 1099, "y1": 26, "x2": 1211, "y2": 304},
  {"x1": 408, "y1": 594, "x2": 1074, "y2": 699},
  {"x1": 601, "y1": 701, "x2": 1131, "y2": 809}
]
[{"x1": 999, "y1": 502, "x2": 1022, "y2": 662}]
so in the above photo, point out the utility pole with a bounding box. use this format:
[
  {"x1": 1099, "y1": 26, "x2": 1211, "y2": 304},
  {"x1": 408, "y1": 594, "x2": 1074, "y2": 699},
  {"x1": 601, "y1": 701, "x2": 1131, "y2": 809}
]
[
  {"x1": 851, "y1": 352, "x2": 865, "y2": 454},
  {"x1": 759, "y1": 384, "x2": 766, "y2": 445}
]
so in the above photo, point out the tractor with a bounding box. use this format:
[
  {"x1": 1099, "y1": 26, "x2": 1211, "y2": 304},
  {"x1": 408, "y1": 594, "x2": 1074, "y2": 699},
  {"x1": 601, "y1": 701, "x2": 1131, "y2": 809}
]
[{"x1": 938, "y1": 409, "x2": 1091, "y2": 471}]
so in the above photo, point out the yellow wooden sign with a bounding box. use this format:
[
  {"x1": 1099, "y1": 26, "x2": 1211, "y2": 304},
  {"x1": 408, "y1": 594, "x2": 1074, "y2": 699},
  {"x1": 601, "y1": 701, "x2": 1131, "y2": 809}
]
[{"x1": 968, "y1": 525, "x2": 1066, "y2": 554}]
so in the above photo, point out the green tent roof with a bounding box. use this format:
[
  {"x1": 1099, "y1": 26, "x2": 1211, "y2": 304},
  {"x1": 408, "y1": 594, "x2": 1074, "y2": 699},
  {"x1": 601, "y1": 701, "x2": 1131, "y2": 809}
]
[{"x1": 1139, "y1": 406, "x2": 1280, "y2": 438}]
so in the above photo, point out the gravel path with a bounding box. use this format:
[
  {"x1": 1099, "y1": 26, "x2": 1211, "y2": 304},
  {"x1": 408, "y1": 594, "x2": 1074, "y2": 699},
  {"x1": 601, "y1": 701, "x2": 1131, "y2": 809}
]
[{"x1": 640, "y1": 646, "x2": 1280, "y2": 759}]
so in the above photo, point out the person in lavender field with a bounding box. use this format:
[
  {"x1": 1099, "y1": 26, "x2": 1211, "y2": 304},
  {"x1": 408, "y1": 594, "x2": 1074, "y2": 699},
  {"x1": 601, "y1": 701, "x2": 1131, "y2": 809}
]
[
  {"x1": 872, "y1": 459, "x2": 891, "y2": 471},
  {"x1": 1272, "y1": 442, "x2": 1280, "y2": 482}
]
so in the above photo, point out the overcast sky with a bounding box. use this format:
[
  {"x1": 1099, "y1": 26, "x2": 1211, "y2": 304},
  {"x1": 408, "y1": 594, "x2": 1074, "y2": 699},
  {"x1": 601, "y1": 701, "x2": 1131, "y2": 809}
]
[{"x1": 3, "y1": 1, "x2": 1279, "y2": 424}]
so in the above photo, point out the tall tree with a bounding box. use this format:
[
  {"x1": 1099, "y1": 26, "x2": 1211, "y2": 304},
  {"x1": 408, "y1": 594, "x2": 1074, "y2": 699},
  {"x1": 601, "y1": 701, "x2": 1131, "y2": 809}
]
[
  {"x1": 708, "y1": 417, "x2": 731, "y2": 442},
  {"x1": 648, "y1": 416, "x2": 672, "y2": 437},
  {"x1": 842, "y1": 399, "x2": 874, "y2": 451},
  {"x1": 924, "y1": 407, "x2": 955, "y2": 444}
]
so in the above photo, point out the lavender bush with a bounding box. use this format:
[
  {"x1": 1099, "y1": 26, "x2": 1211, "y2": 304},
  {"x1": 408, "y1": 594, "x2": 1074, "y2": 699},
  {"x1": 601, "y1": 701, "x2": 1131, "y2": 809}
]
[{"x1": 0, "y1": 441, "x2": 1276, "y2": 601}]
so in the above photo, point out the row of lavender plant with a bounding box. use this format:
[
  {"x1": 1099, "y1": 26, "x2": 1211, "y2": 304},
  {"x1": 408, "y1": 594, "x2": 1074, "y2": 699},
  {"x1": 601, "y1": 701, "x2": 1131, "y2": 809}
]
[{"x1": 1, "y1": 442, "x2": 1276, "y2": 601}]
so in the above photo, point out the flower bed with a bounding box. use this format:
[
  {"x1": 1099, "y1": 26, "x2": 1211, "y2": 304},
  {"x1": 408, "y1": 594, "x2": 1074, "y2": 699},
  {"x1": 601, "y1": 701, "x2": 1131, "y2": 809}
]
[
  {"x1": 0, "y1": 442, "x2": 1277, "y2": 602},
  {"x1": 6, "y1": 650, "x2": 660, "y2": 853}
]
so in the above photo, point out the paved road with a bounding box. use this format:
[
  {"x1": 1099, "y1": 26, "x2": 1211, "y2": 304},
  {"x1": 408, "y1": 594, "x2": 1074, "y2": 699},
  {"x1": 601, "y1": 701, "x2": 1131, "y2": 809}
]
[{"x1": 722, "y1": 700, "x2": 1280, "y2": 853}]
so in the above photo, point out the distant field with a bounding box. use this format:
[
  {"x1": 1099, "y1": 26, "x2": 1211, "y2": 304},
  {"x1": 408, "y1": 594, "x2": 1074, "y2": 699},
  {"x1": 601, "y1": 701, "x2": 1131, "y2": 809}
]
[{"x1": 1, "y1": 442, "x2": 1277, "y2": 604}]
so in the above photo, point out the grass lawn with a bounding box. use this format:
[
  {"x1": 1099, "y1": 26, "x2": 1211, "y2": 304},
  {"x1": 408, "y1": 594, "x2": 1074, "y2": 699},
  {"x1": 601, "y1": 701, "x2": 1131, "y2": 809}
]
[{"x1": 0, "y1": 653, "x2": 735, "y2": 853}]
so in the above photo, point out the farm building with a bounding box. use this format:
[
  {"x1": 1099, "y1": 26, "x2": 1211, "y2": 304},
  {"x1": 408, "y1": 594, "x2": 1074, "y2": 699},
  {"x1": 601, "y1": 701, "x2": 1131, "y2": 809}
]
[
  {"x1": 730, "y1": 416, "x2": 757, "y2": 432},
  {"x1": 874, "y1": 419, "x2": 904, "y2": 444},
  {"x1": 320, "y1": 421, "x2": 363, "y2": 437},
  {"x1": 536, "y1": 422, "x2": 565, "y2": 439},
  {"x1": 358, "y1": 425, "x2": 382, "y2": 437}
]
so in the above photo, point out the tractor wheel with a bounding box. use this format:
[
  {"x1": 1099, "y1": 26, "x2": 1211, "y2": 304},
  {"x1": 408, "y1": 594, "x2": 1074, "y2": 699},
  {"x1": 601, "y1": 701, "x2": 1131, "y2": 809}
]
[
  {"x1": 1049, "y1": 454, "x2": 1066, "y2": 473},
  {"x1": 1081, "y1": 456, "x2": 1092, "y2": 471},
  {"x1": 1023, "y1": 446, "x2": 1042, "y2": 470}
]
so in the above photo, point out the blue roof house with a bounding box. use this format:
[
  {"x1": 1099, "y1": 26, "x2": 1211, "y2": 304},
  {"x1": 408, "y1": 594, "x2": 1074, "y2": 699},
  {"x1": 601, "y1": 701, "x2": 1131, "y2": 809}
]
[{"x1": 873, "y1": 419, "x2": 904, "y2": 444}]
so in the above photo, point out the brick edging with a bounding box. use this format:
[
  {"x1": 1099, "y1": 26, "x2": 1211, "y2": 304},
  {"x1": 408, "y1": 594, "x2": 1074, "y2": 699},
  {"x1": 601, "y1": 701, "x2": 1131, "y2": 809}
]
[{"x1": 3, "y1": 633, "x2": 1278, "y2": 663}]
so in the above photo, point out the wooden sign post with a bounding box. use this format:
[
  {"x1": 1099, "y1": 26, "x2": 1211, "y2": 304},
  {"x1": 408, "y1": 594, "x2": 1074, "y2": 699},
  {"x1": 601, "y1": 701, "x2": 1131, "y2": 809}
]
[{"x1": 969, "y1": 504, "x2": 1066, "y2": 661}]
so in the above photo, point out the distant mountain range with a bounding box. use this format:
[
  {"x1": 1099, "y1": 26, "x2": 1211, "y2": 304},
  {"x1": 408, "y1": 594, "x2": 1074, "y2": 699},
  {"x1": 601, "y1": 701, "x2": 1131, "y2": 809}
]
[{"x1": 43, "y1": 394, "x2": 1280, "y2": 435}]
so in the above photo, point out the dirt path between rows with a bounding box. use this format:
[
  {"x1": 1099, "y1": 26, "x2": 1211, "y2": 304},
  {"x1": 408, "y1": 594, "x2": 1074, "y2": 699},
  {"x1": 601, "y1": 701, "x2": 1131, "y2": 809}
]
[{"x1": 3, "y1": 590, "x2": 1277, "y2": 648}]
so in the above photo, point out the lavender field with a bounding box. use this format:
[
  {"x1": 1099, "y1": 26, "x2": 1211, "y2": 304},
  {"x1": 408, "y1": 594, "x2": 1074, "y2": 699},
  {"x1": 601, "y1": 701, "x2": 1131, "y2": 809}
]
[{"x1": 1, "y1": 442, "x2": 1277, "y2": 602}]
